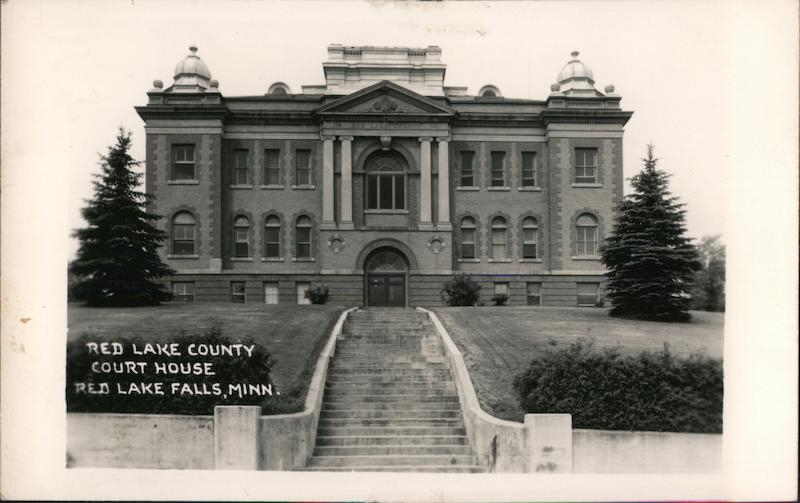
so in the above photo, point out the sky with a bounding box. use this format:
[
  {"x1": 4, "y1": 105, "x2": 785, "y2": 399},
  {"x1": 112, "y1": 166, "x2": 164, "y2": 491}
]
[{"x1": 2, "y1": 0, "x2": 747, "y2": 259}]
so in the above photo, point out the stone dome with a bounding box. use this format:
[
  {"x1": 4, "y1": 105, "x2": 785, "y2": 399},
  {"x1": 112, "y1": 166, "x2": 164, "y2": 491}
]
[
  {"x1": 172, "y1": 46, "x2": 213, "y2": 91},
  {"x1": 556, "y1": 51, "x2": 599, "y2": 95}
]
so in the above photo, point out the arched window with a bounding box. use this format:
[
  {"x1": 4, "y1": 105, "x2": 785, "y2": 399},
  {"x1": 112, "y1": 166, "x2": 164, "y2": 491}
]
[
  {"x1": 295, "y1": 216, "x2": 312, "y2": 258},
  {"x1": 460, "y1": 217, "x2": 476, "y2": 259},
  {"x1": 233, "y1": 216, "x2": 249, "y2": 257},
  {"x1": 366, "y1": 152, "x2": 406, "y2": 210},
  {"x1": 264, "y1": 215, "x2": 281, "y2": 258},
  {"x1": 172, "y1": 212, "x2": 196, "y2": 255},
  {"x1": 491, "y1": 217, "x2": 508, "y2": 260},
  {"x1": 522, "y1": 217, "x2": 539, "y2": 259},
  {"x1": 576, "y1": 214, "x2": 599, "y2": 256}
]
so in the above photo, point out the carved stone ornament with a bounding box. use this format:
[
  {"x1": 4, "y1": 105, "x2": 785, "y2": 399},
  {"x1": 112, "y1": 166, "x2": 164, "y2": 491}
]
[
  {"x1": 372, "y1": 96, "x2": 404, "y2": 113},
  {"x1": 327, "y1": 235, "x2": 346, "y2": 254},
  {"x1": 379, "y1": 136, "x2": 392, "y2": 150},
  {"x1": 427, "y1": 237, "x2": 446, "y2": 255}
]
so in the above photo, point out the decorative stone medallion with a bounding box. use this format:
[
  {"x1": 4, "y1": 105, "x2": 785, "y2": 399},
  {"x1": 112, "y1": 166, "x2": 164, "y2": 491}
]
[
  {"x1": 427, "y1": 236, "x2": 446, "y2": 255},
  {"x1": 379, "y1": 136, "x2": 392, "y2": 150},
  {"x1": 327, "y1": 235, "x2": 346, "y2": 254}
]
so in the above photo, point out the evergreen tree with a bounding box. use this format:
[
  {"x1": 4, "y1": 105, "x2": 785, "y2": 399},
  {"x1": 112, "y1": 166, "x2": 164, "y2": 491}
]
[
  {"x1": 601, "y1": 145, "x2": 701, "y2": 322},
  {"x1": 691, "y1": 235, "x2": 726, "y2": 312},
  {"x1": 70, "y1": 128, "x2": 174, "y2": 306}
]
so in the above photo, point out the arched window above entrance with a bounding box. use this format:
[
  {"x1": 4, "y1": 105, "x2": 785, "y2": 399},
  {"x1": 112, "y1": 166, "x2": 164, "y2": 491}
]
[
  {"x1": 366, "y1": 249, "x2": 407, "y2": 272},
  {"x1": 365, "y1": 152, "x2": 407, "y2": 211}
]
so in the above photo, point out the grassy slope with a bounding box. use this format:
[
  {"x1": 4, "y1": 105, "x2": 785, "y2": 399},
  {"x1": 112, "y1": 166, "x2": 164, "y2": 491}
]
[
  {"x1": 432, "y1": 306, "x2": 724, "y2": 422},
  {"x1": 68, "y1": 303, "x2": 344, "y2": 414}
]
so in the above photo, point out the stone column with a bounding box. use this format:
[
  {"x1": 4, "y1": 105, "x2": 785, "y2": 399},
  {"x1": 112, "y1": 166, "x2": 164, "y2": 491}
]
[
  {"x1": 321, "y1": 135, "x2": 335, "y2": 225},
  {"x1": 419, "y1": 137, "x2": 433, "y2": 227},
  {"x1": 339, "y1": 136, "x2": 354, "y2": 229},
  {"x1": 436, "y1": 137, "x2": 451, "y2": 228}
]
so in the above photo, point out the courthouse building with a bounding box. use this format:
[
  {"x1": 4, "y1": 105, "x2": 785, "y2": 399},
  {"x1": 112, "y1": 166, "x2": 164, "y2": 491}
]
[{"x1": 136, "y1": 45, "x2": 633, "y2": 306}]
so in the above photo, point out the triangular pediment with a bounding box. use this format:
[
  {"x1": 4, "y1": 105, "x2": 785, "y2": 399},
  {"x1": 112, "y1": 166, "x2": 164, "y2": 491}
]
[{"x1": 315, "y1": 81, "x2": 456, "y2": 116}]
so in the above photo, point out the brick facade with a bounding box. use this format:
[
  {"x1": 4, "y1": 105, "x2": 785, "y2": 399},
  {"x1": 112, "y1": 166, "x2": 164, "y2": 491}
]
[{"x1": 137, "y1": 46, "x2": 632, "y2": 307}]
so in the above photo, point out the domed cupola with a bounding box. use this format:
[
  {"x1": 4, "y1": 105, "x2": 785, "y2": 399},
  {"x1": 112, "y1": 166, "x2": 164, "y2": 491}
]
[
  {"x1": 172, "y1": 46, "x2": 215, "y2": 92},
  {"x1": 555, "y1": 51, "x2": 601, "y2": 96}
]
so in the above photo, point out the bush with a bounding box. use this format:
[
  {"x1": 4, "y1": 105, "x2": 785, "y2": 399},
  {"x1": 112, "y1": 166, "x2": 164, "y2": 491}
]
[
  {"x1": 513, "y1": 340, "x2": 723, "y2": 433},
  {"x1": 305, "y1": 283, "x2": 331, "y2": 305},
  {"x1": 441, "y1": 274, "x2": 481, "y2": 306},
  {"x1": 491, "y1": 293, "x2": 509, "y2": 306},
  {"x1": 66, "y1": 324, "x2": 280, "y2": 415}
]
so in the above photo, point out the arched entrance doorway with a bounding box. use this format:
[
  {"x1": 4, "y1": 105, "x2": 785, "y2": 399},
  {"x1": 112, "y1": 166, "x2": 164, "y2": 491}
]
[{"x1": 364, "y1": 247, "x2": 409, "y2": 307}]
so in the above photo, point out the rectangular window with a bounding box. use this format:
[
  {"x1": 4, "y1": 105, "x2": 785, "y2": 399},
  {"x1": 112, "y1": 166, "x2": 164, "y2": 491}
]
[
  {"x1": 575, "y1": 148, "x2": 598, "y2": 184},
  {"x1": 233, "y1": 149, "x2": 248, "y2": 185},
  {"x1": 493, "y1": 282, "x2": 509, "y2": 296},
  {"x1": 367, "y1": 174, "x2": 405, "y2": 210},
  {"x1": 491, "y1": 151, "x2": 506, "y2": 187},
  {"x1": 460, "y1": 151, "x2": 475, "y2": 187},
  {"x1": 230, "y1": 281, "x2": 246, "y2": 303},
  {"x1": 526, "y1": 282, "x2": 542, "y2": 306},
  {"x1": 461, "y1": 229, "x2": 476, "y2": 259},
  {"x1": 296, "y1": 282, "x2": 311, "y2": 305},
  {"x1": 234, "y1": 228, "x2": 249, "y2": 257},
  {"x1": 172, "y1": 282, "x2": 195, "y2": 302},
  {"x1": 577, "y1": 282, "x2": 599, "y2": 307},
  {"x1": 265, "y1": 226, "x2": 281, "y2": 258},
  {"x1": 264, "y1": 149, "x2": 281, "y2": 185},
  {"x1": 295, "y1": 149, "x2": 311, "y2": 186},
  {"x1": 296, "y1": 227, "x2": 311, "y2": 258},
  {"x1": 173, "y1": 224, "x2": 195, "y2": 255},
  {"x1": 492, "y1": 229, "x2": 506, "y2": 259},
  {"x1": 171, "y1": 144, "x2": 195, "y2": 180},
  {"x1": 523, "y1": 228, "x2": 538, "y2": 259},
  {"x1": 576, "y1": 227, "x2": 598, "y2": 256},
  {"x1": 264, "y1": 282, "x2": 279, "y2": 305},
  {"x1": 521, "y1": 152, "x2": 537, "y2": 187}
]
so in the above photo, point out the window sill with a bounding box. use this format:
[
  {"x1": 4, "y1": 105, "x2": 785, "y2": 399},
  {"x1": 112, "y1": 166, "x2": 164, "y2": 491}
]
[
  {"x1": 519, "y1": 258, "x2": 543, "y2": 263},
  {"x1": 292, "y1": 185, "x2": 316, "y2": 190},
  {"x1": 364, "y1": 209, "x2": 410, "y2": 214},
  {"x1": 518, "y1": 186, "x2": 542, "y2": 192},
  {"x1": 260, "y1": 185, "x2": 285, "y2": 190},
  {"x1": 487, "y1": 186, "x2": 511, "y2": 191},
  {"x1": 488, "y1": 259, "x2": 512, "y2": 263},
  {"x1": 167, "y1": 180, "x2": 199, "y2": 185},
  {"x1": 229, "y1": 184, "x2": 253, "y2": 189},
  {"x1": 167, "y1": 254, "x2": 199, "y2": 259},
  {"x1": 456, "y1": 186, "x2": 480, "y2": 191},
  {"x1": 261, "y1": 257, "x2": 285, "y2": 262},
  {"x1": 230, "y1": 257, "x2": 254, "y2": 262},
  {"x1": 292, "y1": 257, "x2": 316, "y2": 262},
  {"x1": 571, "y1": 183, "x2": 602, "y2": 188},
  {"x1": 457, "y1": 258, "x2": 480, "y2": 263},
  {"x1": 572, "y1": 256, "x2": 601, "y2": 261}
]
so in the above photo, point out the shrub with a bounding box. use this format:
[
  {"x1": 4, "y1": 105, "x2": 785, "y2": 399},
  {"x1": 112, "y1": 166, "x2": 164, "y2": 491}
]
[
  {"x1": 441, "y1": 274, "x2": 481, "y2": 306},
  {"x1": 66, "y1": 324, "x2": 279, "y2": 415},
  {"x1": 305, "y1": 283, "x2": 331, "y2": 305},
  {"x1": 491, "y1": 293, "x2": 509, "y2": 306},
  {"x1": 513, "y1": 339, "x2": 723, "y2": 433}
]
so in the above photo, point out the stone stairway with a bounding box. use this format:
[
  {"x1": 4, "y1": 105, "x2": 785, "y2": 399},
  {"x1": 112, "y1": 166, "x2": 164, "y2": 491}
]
[{"x1": 305, "y1": 308, "x2": 484, "y2": 472}]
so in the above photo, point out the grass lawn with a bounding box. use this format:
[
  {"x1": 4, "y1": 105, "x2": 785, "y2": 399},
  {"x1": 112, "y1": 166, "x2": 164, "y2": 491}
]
[
  {"x1": 68, "y1": 303, "x2": 344, "y2": 414},
  {"x1": 432, "y1": 306, "x2": 724, "y2": 422}
]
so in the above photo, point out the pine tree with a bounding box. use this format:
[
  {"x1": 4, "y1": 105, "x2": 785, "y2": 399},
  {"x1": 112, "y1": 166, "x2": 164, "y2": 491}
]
[
  {"x1": 70, "y1": 128, "x2": 175, "y2": 306},
  {"x1": 601, "y1": 144, "x2": 701, "y2": 322}
]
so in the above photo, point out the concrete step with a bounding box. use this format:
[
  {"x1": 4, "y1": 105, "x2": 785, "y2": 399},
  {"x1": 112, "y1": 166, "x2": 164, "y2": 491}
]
[
  {"x1": 319, "y1": 418, "x2": 463, "y2": 428},
  {"x1": 323, "y1": 401, "x2": 460, "y2": 411},
  {"x1": 320, "y1": 409, "x2": 461, "y2": 420},
  {"x1": 323, "y1": 390, "x2": 458, "y2": 400},
  {"x1": 313, "y1": 445, "x2": 472, "y2": 457},
  {"x1": 325, "y1": 382, "x2": 454, "y2": 391},
  {"x1": 315, "y1": 434, "x2": 468, "y2": 447},
  {"x1": 307, "y1": 454, "x2": 478, "y2": 468},
  {"x1": 303, "y1": 465, "x2": 485, "y2": 473},
  {"x1": 317, "y1": 425, "x2": 466, "y2": 437}
]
